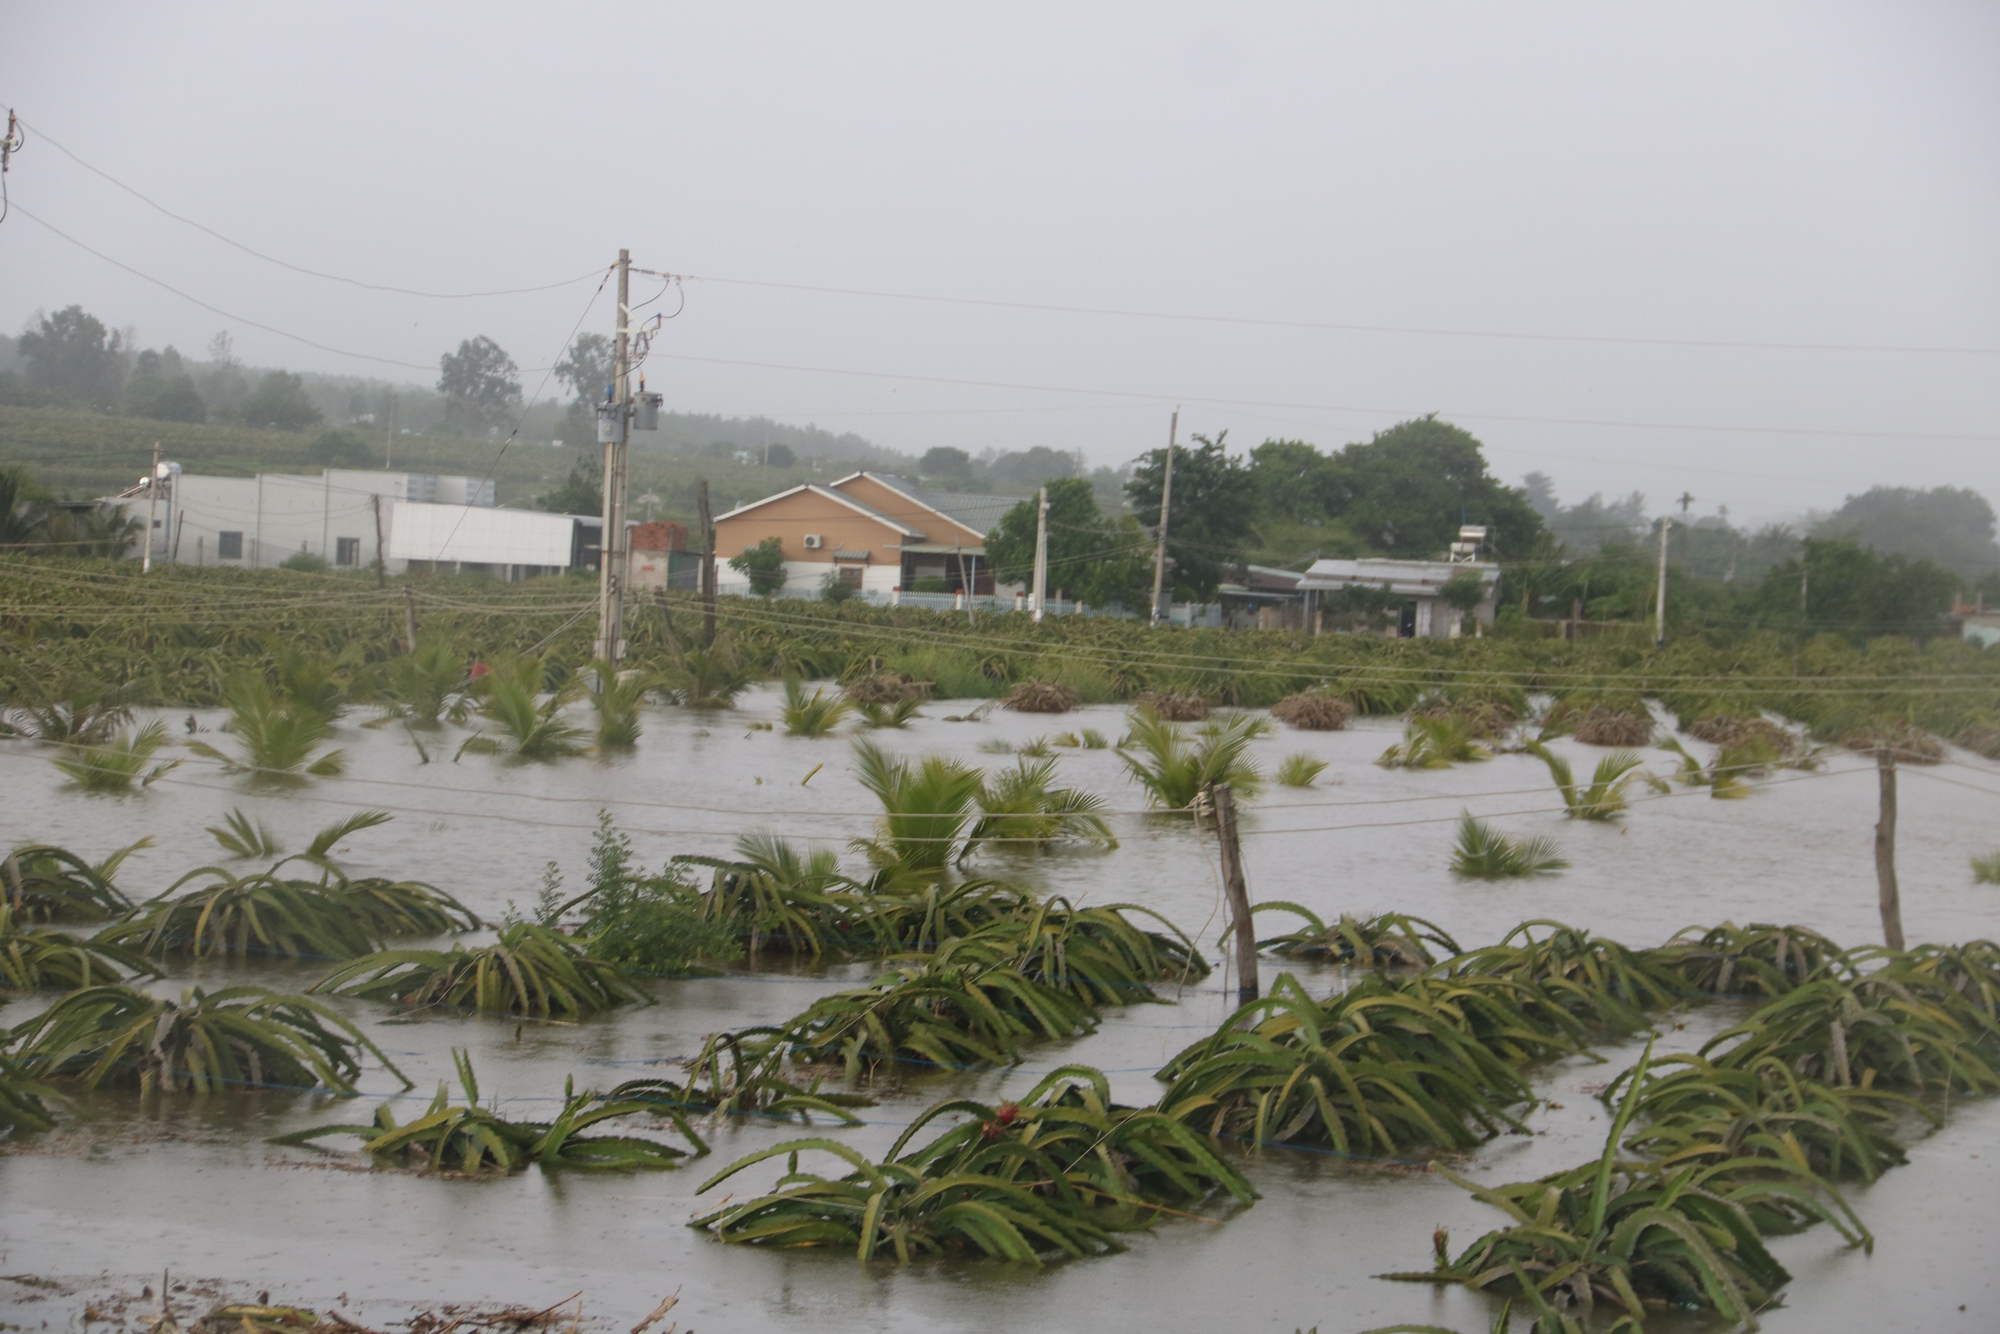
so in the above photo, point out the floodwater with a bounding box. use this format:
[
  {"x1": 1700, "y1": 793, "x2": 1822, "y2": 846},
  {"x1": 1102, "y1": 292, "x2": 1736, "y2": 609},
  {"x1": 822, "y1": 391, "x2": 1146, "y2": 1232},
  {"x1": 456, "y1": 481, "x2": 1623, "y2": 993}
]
[{"x1": 4, "y1": 689, "x2": 1999, "y2": 1331}]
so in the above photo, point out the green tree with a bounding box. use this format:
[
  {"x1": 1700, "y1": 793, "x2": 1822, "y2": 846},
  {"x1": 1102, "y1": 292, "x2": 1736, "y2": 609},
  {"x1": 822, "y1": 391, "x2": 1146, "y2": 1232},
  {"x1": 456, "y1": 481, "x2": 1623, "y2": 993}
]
[
  {"x1": 764, "y1": 442, "x2": 796, "y2": 469},
  {"x1": 1124, "y1": 431, "x2": 1258, "y2": 600},
  {"x1": 988, "y1": 446, "x2": 1080, "y2": 491},
  {"x1": 17, "y1": 306, "x2": 126, "y2": 407},
  {"x1": 985, "y1": 478, "x2": 1151, "y2": 609},
  {"x1": 438, "y1": 335, "x2": 522, "y2": 434},
  {"x1": 1753, "y1": 537, "x2": 1958, "y2": 640},
  {"x1": 1321, "y1": 416, "x2": 1544, "y2": 558},
  {"x1": 1818, "y1": 486, "x2": 2000, "y2": 580},
  {"x1": 553, "y1": 332, "x2": 612, "y2": 447},
  {"x1": 0, "y1": 466, "x2": 49, "y2": 549},
  {"x1": 919, "y1": 446, "x2": 973, "y2": 480},
  {"x1": 538, "y1": 455, "x2": 602, "y2": 515},
  {"x1": 1247, "y1": 439, "x2": 1338, "y2": 523},
  {"x1": 307, "y1": 430, "x2": 372, "y2": 468},
  {"x1": 236, "y1": 371, "x2": 322, "y2": 431},
  {"x1": 123, "y1": 373, "x2": 207, "y2": 423},
  {"x1": 728, "y1": 536, "x2": 788, "y2": 596}
]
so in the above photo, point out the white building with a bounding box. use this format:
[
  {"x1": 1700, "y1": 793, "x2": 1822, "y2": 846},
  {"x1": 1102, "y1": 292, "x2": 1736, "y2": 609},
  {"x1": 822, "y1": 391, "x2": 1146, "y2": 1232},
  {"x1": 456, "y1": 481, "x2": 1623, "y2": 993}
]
[
  {"x1": 121, "y1": 468, "x2": 595, "y2": 578},
  {"x1": 1297, "y1": 557, "x2": 1502, "y2": 638}
]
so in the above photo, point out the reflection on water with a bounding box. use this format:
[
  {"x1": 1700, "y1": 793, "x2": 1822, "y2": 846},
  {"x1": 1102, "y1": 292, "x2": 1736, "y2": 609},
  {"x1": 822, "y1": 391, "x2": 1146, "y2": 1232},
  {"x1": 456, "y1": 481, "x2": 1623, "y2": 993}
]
[{"x1": 3, "y1": 689, "x2": 1997, "y2": 1328}]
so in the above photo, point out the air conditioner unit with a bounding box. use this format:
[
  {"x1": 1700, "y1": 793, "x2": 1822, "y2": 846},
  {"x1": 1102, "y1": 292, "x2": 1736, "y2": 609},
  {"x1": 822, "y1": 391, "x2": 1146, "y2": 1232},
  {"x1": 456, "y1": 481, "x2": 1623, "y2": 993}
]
[{"x1": 802, "y1": 534, "x2": 824, "y2": 550}]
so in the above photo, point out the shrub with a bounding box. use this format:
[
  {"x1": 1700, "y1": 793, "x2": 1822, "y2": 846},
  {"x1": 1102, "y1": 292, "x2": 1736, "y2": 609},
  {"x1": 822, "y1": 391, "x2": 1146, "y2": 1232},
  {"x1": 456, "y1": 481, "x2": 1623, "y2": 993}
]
[
  {"x1": 1975, "y1": 852, "x2": 2000, "y2": 884},
  {"x1": 1251, "y1": 906, "x2": 1459, "y2": 968},
  {"x1": 1136, "y1": 689, "x2": 1208, "y2": 721},
  {"x1": 842, "y1": 673, "x2": 931, "y2": 705},
  {"x1": 187, "y1": 674, "x2": 346, "y2": 777},
  {"x1": 1118, "y1": 709, "x2": 1266, "y2": 810},
  {"x1": 780, "y1": 677, "x2": 853, "y2": 737},
  {"x1": 1270, "y1": 692, "x2": 1353, "y2": 731},
  {"x1": 1528, "y1": 743, "x2": 1648, "y2": 820},
  {"x1": 1000, "y1": 679, "x2": 1082, "y2": 714},
  {"x1": 1376, "y1": 716, "x2": 1489, "y2": 769}
]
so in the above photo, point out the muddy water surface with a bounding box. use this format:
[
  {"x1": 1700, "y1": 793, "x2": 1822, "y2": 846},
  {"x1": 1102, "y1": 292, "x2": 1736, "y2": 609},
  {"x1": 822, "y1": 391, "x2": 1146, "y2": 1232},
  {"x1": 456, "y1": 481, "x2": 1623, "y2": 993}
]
[{"x1": 4, "y1": 690, "x2": 1998, "y2": 1331}]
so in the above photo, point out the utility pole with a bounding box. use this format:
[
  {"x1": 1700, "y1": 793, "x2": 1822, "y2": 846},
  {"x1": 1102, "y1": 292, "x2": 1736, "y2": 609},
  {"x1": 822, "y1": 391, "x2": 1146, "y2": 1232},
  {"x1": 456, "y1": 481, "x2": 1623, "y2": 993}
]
[
  {"x1": 385, "y1": 395, "x2": 395, "y2": 470},
  {"x1": 595, "y1": 249, "x2": 632, "y2": 667},
  {"x1": 142, "y1": 442, "x2": 161, "y2": 573},
  {"x1": 1875, "y1": 749, "x2": 1905, "y2": 951},
  {"x1": 402, "y1": 586, "x2": 419, "y2": 655},
  {"x1": 1030, "y1": 484, "x2": 1049, "y2": 623},
  {"x1": 369, "y1": 493, "x2": 387, "y2": 589},
  {"x1": 1149, "y1": 408, "x2": 1178, "y2": 627},
  {"x1": 1209, "y1": 783, "x2": 1259, "y2": 1003},
  {"x1": 1653, "y1": 515, "x2": 1671, "y2": 647},
  {"x1": 696, "y1": 479, "x2": 717, "y2": 649}
]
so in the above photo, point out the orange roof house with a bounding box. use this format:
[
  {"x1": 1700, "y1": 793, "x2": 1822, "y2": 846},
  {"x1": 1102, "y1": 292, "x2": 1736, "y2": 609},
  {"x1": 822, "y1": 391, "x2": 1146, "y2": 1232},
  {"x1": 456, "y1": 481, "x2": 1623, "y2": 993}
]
[{"x1": 712, "y1": 472, "x2": 1023, "y2": 596}]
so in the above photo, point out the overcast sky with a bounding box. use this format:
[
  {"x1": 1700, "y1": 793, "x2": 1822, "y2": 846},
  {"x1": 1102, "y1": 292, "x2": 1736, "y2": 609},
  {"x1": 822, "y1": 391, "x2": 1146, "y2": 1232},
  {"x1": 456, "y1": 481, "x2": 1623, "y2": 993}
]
[{"x1": 3, "y1": 2, "x2": 1996, "y2": 524}]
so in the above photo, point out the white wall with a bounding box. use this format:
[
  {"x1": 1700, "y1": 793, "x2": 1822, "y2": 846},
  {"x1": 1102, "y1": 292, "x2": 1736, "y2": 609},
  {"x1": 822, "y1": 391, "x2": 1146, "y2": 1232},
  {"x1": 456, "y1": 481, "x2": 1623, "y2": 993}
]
[{"x1": 387, "y1": 502, "x2": 576, "y2": 568}]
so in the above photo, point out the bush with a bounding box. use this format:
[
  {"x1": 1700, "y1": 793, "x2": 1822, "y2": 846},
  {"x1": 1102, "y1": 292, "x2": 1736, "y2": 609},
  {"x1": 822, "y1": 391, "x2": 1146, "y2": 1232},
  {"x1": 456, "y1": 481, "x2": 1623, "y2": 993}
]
[
  {"x1": 1136, "y1": 689, "x2": 1208, "y2": 721},
  {"x1": 1001, "y1": 679, "x2": 1081, "y2": 714},
  {"x1": 279, "y1": 549, "x2": 330, "y2": 572},
  {"x1": 1270, "y1": 691, "x2": 1353, "y2": 731}
]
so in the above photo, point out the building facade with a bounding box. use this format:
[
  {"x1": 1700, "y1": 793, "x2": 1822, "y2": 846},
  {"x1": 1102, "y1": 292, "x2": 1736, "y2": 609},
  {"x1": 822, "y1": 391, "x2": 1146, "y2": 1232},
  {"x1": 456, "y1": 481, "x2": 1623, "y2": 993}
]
[{"x1": 711, "y1": 472, "x2": 1023, "y2": 597}]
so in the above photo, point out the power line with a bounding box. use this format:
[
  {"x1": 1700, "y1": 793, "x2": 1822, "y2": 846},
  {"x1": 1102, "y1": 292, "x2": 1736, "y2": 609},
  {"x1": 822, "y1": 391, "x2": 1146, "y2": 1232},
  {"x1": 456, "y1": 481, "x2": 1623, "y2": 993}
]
[
  {"x1": 679, "y1": 273, "x2": 2000, "y2": 358},
  {"x1": 18, "y1": 115, "x2": 603, "y2": 300},
  {"x1": 653, "y1": 351, "x2": 1999, "y2": 445}
]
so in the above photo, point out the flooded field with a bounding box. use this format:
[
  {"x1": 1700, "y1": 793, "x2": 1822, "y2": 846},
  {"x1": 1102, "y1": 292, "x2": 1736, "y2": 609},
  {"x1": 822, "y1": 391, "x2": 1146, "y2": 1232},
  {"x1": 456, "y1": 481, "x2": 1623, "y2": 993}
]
[{"x1": 5, "y1": 687, "x2": 1999, "y2": 1331}]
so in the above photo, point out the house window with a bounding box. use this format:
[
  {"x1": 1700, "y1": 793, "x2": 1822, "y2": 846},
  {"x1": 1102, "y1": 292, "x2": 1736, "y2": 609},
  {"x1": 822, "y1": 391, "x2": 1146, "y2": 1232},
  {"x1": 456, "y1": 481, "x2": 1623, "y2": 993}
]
[
  {"x1": 837, "y1": 565, "x2": 863, "y2": 589},
  {"x1": 217, "y1": 531, "x2": 244, "y2": 559},
  {"x1": 335, "y1": 537, "x2": 361, "y2": 567}
]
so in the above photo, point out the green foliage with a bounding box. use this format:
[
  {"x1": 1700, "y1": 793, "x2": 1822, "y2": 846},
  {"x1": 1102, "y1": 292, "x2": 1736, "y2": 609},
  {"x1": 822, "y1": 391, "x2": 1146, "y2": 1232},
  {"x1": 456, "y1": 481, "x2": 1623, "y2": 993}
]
[
  {"x1": 857, "y1": 697, "x2": 921, "y2": 728},
  {"x1": 0, "y1": 1056, "x2": 54, "y2": 1134},
  {"x1": 4, "y1": 676, "x2": 140, "y2": 742},
  {"x1": 187, "y1": 673, "x2": 346, "y2": 777},
  {"x1": 663, "y1": 640, "x2": 754, "y2": 708},
  {"x1": 1253, "y1": 906, "x2": 1460, "y2": 967},
  {"x1": 275, "y1": 1050, "x2": 704, "y2": 1173},
  {"x1": 780, "y1": 676, "x2": 853, "y2": 737},
  {"x1": 1118, "y1": 708, "x2": 1267, "y2": 810},
  {"x1": 1817, "y1": 484, "x2": 2000, "y2": 582},
  {"x1": 1529, "y1": 743, "x2": 1646, "y2": 820},
  {"x1": 460, "y1": 654, "x2": 588, "y2": 760},
  {"x1": 588, "y1": 659, "x2": 654, "y2": 748},
  {"x1": 1125, "y1": 432, "x2": 1258, "y2": 600},
  {"x1": 0, "y1": 905, "x2": 156, "y2": 990},
  {"x1": 1376, "y1": 715, "x2": 1490, "y2": 769},
  {"x1": 306, "y1": 428, "x2": 371, "y2": 468},
  {"x1": 311, "y1": 921, "x2": 647, "y2": 1018},
  {"x1": 50, "y1": 721, "x2": 180, "y2": 790},
  {"x1": 986, "y1": 478, "x2": 1152, "y2": 609},
  {"x1": 562, "y1": 814, "x2": 742, "y2": 975},
  {"x1": 0, "y1": 841, "x2": 142, "y2": 923},
  {"x1": 965, "y1": 757, "x2": 1117, "y2": 855},
  {"x1": 851, "y1": 738, "x2": 986, "y2": 876},
  {"x1": 437, "y1": 336, "x2": 522, "y2": 434},
  {"x1": 1973, "y1": 852, "x2": 2000, "y2": 884},
  {"x1": 236, "y1": 371, "x2": 323, "y2": 431},
  {"x1": 1753, "y1": 537, "x2": 1959, "y2": 641},
  {"x1": 694, "y1": 1067, "x2": 1255, "y2": 1262},
  {"x1": 1157, "y1": 972, "x2": 1575, "y2": 1156},
  {"x1": 1388, "y1": 1045, "x2": 1861, "y2": 1329},
  {"x1": 728, "y1": 535, "x2": 789, "y2": 596},
  {"x1": 279, "y1": 549, "x2": 330, "y2": 572},
  {"x1": 381, "y1": 641, "x2": 471, "y2": 727},
  {"x1": 1275, "y1": 753, "x2": 1327, "y2": 787},
  {"x1": 8, "y1": 983, "x2": 404, "y2": 1095},
  {"x1": 1648, "y1": 922, "x2": 1847, "y2": 997},
  {"x1": 1449, "y1": 813, "x2": 1567, "y2": 879}
]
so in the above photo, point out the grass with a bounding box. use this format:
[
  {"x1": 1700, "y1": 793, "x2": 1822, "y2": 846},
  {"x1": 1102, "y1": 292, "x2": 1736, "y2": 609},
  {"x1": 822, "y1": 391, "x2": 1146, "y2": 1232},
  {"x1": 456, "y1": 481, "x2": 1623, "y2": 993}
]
[
  {"x1": 1529, "y1": 743, "x2": 1649, "y2": 820},
  {"x1": 780, "y1": 677, "x2": 854, "y2": 737},
  {"x1": 1118, "y1": 708, "x2": 1267, "y2": 810},
  {"x1": 693, "y1": 1066, "x2": 1255, "y2": 1263},
  {"x1": 1448, "y1": 813, "x2": 1568, "y2": 879},
  {"x1": 7, "y1": 983, "x2": 406, "y2": 1095},
  {"x1": 311, "y1": 921, "x2": 648, "y2": 1018},
  {"x1": 50, "y1": 721, "x2": 181, "y2": 790},
  {"x1": 1275, "y1": 753, "x2": 1328, "y2": 787},
  {"x1": 274, "y1": 1049, "x2": 705, "y2": 1173},
  {"x1": 1974, "y1": 852, "x2": 2000, "y2": 884}
]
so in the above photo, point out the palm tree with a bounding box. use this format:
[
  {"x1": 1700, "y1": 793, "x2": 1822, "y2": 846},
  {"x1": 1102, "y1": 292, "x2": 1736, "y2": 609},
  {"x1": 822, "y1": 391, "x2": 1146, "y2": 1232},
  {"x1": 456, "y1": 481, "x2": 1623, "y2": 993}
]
[
  {"x1": 188, "y1": 674, "x2": 346, "y2": 777},
  {"x1": 1118, "y1": 708, "x2": 1266, "y2": 811},
  {"x1": 460, "y1": 655, "x2": 588, "y2": 761},
  {"x1": 381, "y1": 642, "x2": 471, "y2": 728},
  {"x1": 850, "y1": 739, "x2": 985, "y2": 877},
  {"x1": 965, "y1": 758, "x2": 1117, "y2": 856},
  {"x1": 781, "y1": 678, "x2": 853, "y2": 738},
  {"x1": 588, "y1": 659, "x2": 656, "y2": 749},
  {"x1": 1529, "y1": 743, "x2": 1648, "y2": 820}
]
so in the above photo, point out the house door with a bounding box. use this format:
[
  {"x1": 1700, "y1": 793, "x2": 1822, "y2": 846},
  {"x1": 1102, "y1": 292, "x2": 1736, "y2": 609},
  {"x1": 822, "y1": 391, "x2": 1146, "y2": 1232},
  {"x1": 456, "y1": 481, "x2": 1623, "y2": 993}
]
[{"x1": 1398, "y1": 601, "x2": 1417, "y2": 637}]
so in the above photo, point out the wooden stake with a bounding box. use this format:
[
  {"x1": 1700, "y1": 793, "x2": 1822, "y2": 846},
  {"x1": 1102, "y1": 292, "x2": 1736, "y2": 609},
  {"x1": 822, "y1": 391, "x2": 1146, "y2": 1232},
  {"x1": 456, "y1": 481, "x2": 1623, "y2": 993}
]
[
  {"x1": 369, "y1": 493, "x2": 387, "y2": 589},
  {"x1": 1210, "y1": 782, "x2": 1259, "y2": 1003},
  {"x1": 1875, "y1": 749, "x2": 1905, "y2": 951}
]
